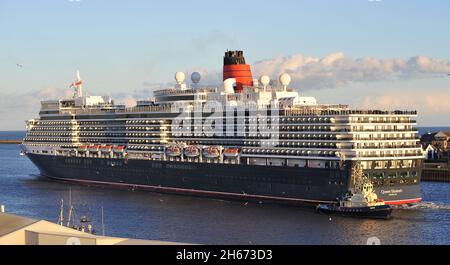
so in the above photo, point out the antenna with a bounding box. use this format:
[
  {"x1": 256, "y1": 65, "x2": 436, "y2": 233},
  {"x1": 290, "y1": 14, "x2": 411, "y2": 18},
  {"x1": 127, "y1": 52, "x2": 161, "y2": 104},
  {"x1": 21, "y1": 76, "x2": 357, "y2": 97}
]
[
  {"x1": 71, "y1": 70, "x2": 83, "y2": 98},
  {"x1": 66, "y1": 188, "x2": 73, "y2": 227},
  {"x1": 76, "y1": 70, "x2": 83, "y2": 97},
  {"x1": 58, "y1": 199, "x2": 64, "y2": 226},
  {"x1": 101, "y1": 206, "x2": 105, "y2": 236}
]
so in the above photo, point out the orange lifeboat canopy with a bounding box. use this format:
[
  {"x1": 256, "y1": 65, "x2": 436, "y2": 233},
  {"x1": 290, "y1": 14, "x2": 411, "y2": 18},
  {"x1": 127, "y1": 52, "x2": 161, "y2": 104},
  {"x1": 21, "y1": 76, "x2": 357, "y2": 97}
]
[
  {"x1": 203, "y1": 146, "x2": 221, "y2": 159},
  {"x1": 184, "y1": 146, "x2": 201, "y2": 158},
  {"x1": 223, "y1": 148, "x2": 240, "y2": 158},
  {"x1": 166, "y1": 145, "x2": 182, "y2": 157}
]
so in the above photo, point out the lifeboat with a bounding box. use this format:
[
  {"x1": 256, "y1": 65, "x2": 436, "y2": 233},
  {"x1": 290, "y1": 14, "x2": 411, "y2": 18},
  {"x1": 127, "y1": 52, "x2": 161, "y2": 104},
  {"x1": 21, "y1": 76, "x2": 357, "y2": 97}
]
[
  {"x1": 113, "y1": 146, "x2": 126, "y2": 153},
  {"x1": 184, "y1": 146, "x2": 201, "y2": 158},
  {"x1": 88, "y1": 145, "x2": 99, "y2": 152},
  {"x1": 78, "y1": 145, "x2": 88, "y2": 151},
  {"x1": 166, "y1": 145, "x2": 182, "y2": 157},
  {"x1": 100, "y1": 145, "x2": 113, "y2": 152},
  {"x1": 223, "y1": 148, "x2": 240, "y2": 158},
  {"x1": 203, "y1": 146, "x2": 222, "y2": 159}
]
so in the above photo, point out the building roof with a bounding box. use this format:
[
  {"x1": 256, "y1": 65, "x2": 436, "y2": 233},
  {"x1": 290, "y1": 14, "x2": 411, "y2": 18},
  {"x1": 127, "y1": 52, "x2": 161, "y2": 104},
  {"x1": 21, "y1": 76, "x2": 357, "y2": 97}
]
[
  {"x1": 420, "y1": 132, "x2": 437, "y2": 142},
  {"x1": 0, "y1": 212, "x2": 190, "y2": 245},
  {"x1": 438, "y1": 131, "x2": 450, "y2": 137},
  {"x1": 424, "y1": 144, "x2": 438, "y2": 151},
  {"x1": 0, "y1": 213, "x2": 38, "y2": 237}
]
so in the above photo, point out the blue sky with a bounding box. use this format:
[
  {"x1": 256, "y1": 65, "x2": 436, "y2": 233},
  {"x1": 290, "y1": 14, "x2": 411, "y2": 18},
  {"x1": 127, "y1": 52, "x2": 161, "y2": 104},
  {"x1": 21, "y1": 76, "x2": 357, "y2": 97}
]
[{"x1": 1, "y1": 0, "x2": 450, "y2": 129}]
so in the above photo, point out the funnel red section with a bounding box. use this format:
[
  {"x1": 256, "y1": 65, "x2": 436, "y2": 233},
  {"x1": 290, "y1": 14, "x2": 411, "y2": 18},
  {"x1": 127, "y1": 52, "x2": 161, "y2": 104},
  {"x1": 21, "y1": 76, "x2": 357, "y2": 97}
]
[{"x1": 223, "y1": 51, "x2": 254, "y2": 93}]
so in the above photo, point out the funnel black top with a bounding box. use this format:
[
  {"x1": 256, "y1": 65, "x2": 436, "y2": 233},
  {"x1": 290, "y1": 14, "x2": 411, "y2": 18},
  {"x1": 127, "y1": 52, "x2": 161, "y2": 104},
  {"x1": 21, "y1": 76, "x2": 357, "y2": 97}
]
[{"x1": 224, "y1": 50, "x2": 246, "y2": 65}]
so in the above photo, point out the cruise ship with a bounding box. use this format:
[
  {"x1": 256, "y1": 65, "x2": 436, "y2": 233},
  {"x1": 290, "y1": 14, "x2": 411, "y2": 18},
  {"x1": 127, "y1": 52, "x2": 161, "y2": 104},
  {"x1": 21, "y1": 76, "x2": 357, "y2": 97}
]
[{"x1": 21, "y1": 50, "x2": 423, "y2": 206}]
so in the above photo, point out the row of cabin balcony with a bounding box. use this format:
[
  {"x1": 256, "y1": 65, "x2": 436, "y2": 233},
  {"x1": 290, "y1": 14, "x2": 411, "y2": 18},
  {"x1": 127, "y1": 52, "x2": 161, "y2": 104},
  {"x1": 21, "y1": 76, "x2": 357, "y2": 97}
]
[
  {"x1": 242, "y1": 148, "x2": 337, "y2": 157},
  {"x1": 30, "y1": 126, "x2": 163, "y2": 133},
  {"x1": 26, "y1": 131, "x2": 419, "y2": 142},
  {"x1": 278, "y1": 117, "x2": 334, "y2": 123},
  {"x1": 126, "y1": 127, "x2": 165, "y2": 131},
  {"x1": 245, "y1": 141, "x2": 338, "y2": 148},
  {"x1": 279, "y1": 126, "x2": 417, "y2": 133},
  {"x1": 24, "y1": 143, "x2": 77, "y2": 148},
  {"x1": 370, "y1": 171, "x2": 418, "y2": 179},
  {"x1": 284, "y1": 108, "x2": 416, "y2": 116},
  {"x1": 30, "y1": 121, "x2": 75, "y2": 126},
  {"x1": 125, "y1": 119, "x2": 166, "y2": 124},
  {"x1": 352, "y1": 134, "x2": 419, "y2": 140},
  {"x1": 129, "y1": 139, "x2": 163, "y2": 144},
  {"x1": 30, "y1": 126, "x2": 73, "y2": 131},
  {"x1": 351, "y1": 143, "x2": 422, "y2": 149},
  {"x1": 27, "y1": 132, "x2": 127, "y2": 138},
  {"x1": 67, "y1": 105, "x2": 173, "y2": 115},
  {"x1": 31, "y1": 125, "x2": 417, "y2": 133},
  {"x1": 76, "y1": 121, "x2": 126, "y2": 126},
  {"x1": 24, "y1": 138, "x2": 127, "y2": 144},
  {"x1": 25, "y1": 138, "x2": 76, "y2": 143},
  {"x1": 32, "y1": 121, "x2": 126, "y2": 127},
  {"x1": 26, "y1": 133, "x2": 77, "y2": 137},
  {"x1": 168, "y1": 133, "x2": 418, "y2": 141},
  {"x1": 361, "y1": 160, "x2": 421, "y2": 170},
  {"x1": 79, "y1": 127, "x2": 126, "y2": 132},
  {"x1": 346, "y1": 151, "x2": 423, "y2": 159},
  {"x1": 348, "y1": 117, "x2": 416, "y2": 123},
  {"x1": 31, "y1": 116, "x2": 413, "y2": 126}
]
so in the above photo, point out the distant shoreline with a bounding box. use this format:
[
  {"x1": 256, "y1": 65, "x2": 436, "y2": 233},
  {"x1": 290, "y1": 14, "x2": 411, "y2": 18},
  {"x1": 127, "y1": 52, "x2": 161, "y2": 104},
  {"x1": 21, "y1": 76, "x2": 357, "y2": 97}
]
[{"x1": 0, "y1": 140, "x2": 22, "y2": 144}]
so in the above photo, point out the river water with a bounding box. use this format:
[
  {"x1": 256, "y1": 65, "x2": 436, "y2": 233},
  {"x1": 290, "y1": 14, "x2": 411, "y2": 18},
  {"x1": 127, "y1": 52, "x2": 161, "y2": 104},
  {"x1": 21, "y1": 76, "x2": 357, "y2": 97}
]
[{"x1": 1, "y1": 132, "x2": 450, "y2": 245}]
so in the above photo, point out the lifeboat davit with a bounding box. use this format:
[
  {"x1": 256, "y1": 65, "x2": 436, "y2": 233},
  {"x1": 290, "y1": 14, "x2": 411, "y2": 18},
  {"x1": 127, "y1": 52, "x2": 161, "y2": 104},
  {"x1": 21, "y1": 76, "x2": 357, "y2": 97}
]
[
  {"x1": 184, "y1": 146, "x2": 201, "y2": 158},
  {"x1": 203, "y1": 146, "x2": 222, "y2": 159},
  {"x1": 166, "y1": 145, "x2": 183, "y2": 157},
  {"x1": 223, "y1": 148, "x2": 240, "y2": 158}
]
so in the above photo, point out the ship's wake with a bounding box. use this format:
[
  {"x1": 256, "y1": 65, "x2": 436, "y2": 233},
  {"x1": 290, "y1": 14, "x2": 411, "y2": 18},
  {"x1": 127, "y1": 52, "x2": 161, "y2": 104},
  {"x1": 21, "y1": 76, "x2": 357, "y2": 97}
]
[{"x1": 394, "y1": 202, "x2": 450, "y2": 211}]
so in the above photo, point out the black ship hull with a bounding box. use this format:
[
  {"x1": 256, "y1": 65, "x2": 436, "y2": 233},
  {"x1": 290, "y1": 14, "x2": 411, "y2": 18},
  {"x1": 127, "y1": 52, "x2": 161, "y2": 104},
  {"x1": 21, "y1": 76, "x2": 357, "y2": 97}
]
[{"x1": 26, "y1": 154, "x2": 422, "y2": 206}]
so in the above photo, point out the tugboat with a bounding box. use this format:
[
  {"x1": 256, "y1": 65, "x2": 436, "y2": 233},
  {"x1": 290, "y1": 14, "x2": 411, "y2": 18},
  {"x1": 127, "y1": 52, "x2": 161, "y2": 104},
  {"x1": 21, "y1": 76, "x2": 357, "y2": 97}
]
[{"x1": 316, "y1": 163, "x2": 393, "y2": 219}]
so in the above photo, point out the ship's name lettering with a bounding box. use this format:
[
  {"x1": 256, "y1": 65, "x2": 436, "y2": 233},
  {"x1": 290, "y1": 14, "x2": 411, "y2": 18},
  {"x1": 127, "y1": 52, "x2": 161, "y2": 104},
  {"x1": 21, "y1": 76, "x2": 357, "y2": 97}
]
[
  {"x1": 151, "y1": 163, "x2": 162, "y2": 168},
  {"x1": 166, "y1": 164, "x2": 196, "y2": 170},
  {"x1": 380, "y1": 189, "x2": 403, "y2": 195}
]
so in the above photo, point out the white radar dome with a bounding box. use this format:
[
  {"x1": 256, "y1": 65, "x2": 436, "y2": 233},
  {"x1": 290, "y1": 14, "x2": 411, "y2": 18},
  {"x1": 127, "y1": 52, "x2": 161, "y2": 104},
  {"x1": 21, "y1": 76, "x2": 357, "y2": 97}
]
[
  {"x1": 279, "y1": 73, "x2": 291, "y2": 87},
  {"x1": 260, "y1": 75, "x2": 271, "y2": 87},
  {"x1": 191, "y1": 72, "x2": 201, "y2": 84},
  {"x1": 175, "y1": 72, "x2": 186, "y2": 84}
]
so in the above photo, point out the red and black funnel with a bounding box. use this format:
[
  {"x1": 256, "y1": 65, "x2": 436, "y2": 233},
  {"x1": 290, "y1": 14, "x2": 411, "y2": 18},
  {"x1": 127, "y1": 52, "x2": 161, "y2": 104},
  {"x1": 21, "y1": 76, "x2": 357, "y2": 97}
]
[{"x1": 223, "y1": 50, "x2": 254, "y2": 93}]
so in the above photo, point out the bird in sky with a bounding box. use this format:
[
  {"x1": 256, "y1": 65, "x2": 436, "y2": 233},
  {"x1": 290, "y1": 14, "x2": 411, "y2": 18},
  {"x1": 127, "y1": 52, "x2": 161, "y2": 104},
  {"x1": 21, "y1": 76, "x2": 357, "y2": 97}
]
[{"x1": 16, "y1": 63, "x2": 23, "y2": 68}]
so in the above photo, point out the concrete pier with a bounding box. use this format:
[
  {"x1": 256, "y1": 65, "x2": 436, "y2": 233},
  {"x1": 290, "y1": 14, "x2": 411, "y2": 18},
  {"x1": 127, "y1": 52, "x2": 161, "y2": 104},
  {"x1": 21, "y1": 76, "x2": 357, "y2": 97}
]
[{"x1": 422, "y1": 163, "x2": 450, "y2": 182}]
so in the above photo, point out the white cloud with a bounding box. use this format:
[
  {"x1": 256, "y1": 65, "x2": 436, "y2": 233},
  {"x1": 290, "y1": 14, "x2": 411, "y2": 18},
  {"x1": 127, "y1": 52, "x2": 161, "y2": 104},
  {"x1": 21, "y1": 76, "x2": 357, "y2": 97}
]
[
  {"x1": 358, "y1": 91, "x2": 450, "y2": 114},
  {"x1": 251, "y1": 53, "x2": 450, "y2": 90},
  {"x1": 185, "y1": 52, "x2": 450, "y2": 91}
]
